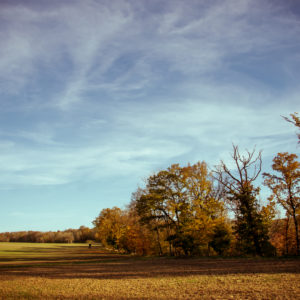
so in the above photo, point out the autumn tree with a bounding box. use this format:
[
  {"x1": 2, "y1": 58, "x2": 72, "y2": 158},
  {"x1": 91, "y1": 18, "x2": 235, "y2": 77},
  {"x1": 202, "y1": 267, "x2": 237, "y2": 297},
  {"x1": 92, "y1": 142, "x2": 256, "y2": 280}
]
[
  {"x1": 135, "y1": 162, "x2": 229, "y2": 256},
  {"x1": 135, "y1": 165, "x2": 187, "y2": 255},
  {"x1": 263, "y1": 152, "x2": 300, "y2": 255},
  {"x1": 180, "y1": 162, "x2": 230, "y2": 255},
  {"x1": 214, "y1": 145, "x2": 274, "y2": 256},
  {"x1": 93, "y1": 207, "x2": 127, "y2": 249},
  {"x1": 125, "y1": 200, "x2": 155, "y2": 255},
  {"x1": 129, "y1": 190, "x2": 163, "y2": 255},
  {"x1": 268, "y1": 216, "x2": 299, "y2": 256},
  {"x1": 93, "y1": 205, "x2": 154, "y2": 255}
]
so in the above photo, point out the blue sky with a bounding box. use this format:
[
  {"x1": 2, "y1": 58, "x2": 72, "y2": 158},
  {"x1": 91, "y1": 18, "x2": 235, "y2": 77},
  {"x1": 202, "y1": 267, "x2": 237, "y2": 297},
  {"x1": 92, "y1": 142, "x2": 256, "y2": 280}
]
[{"x1": 0, "y1": 0, "x2": 299, "y2": 231}]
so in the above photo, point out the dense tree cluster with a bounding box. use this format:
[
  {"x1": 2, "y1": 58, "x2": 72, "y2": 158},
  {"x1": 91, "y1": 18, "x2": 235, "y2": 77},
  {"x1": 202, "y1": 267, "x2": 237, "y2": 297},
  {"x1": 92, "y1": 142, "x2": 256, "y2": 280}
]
[
  {"x1": 92, "y1": 156, "x2": 276, "y2": 256},
  {"x1": 92, "y1": 113, "x2": 299, "y2": 256},
  {"x1": 133, "y1": 162, "x2": 230, "y2": 256}
]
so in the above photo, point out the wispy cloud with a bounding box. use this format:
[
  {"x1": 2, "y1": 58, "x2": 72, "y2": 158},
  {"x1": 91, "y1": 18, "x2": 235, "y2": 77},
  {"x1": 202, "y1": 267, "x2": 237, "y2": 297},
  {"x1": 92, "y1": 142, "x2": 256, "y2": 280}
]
[{"x1": 0, "y1": 0, "x2": 299, "y2": 191}]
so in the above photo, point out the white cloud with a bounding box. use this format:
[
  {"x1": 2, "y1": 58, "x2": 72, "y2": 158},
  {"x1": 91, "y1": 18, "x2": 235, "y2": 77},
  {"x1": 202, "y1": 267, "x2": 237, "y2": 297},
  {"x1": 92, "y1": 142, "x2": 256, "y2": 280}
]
[
  {"x1": 0, "y1": 0, "x2": 299, "y2": 189},
  {"x1": 0, "y1": 130, "x2": 191, "y2": 187}
]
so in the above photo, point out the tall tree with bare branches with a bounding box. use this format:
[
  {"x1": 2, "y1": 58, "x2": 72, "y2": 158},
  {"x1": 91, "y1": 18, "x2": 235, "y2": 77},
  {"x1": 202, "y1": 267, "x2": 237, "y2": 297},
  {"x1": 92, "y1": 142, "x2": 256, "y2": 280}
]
[
  {"x1": 283, "y1": 112, "x2": 300, "y2": 144},
  {"x1": 214, "y1": 145, "x2": 273, "y2": 256}
]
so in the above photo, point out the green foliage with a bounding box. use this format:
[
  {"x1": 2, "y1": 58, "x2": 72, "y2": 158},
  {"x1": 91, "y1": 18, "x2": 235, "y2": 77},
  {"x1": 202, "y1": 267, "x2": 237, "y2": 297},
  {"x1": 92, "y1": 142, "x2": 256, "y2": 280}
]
[
  {"x1": 233, "y1": 191, "x2": 271, "y2": 256},
  {"x1": 209, "y1": 223, "x2": 232, "y2": 256}
]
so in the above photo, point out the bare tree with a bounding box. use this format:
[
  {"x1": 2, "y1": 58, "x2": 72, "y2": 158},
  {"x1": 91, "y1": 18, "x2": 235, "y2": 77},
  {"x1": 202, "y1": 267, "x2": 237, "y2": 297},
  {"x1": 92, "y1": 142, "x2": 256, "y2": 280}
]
[
  {"x1": 214, "y1": 145, "x2": 262, "y2": 195},
  {"x1": 283, "y1": 112, "x2": 300, "y2": 144},
  {"x1": 214, "y1": 145, "x2": 272, "y2": 256}
]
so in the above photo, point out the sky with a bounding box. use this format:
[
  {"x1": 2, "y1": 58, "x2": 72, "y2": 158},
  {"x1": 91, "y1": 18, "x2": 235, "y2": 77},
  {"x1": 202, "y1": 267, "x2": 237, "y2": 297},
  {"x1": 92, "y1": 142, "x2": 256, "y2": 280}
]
[{"x1": 0, "y1": 0, "x2": 299, "y2": 232}]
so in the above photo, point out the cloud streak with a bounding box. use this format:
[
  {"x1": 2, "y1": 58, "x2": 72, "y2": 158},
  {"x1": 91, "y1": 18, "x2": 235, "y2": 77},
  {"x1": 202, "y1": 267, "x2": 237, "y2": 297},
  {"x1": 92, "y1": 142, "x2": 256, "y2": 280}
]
[{"x1": 2, "y1": 0, "x2": 299, "y2": 107}]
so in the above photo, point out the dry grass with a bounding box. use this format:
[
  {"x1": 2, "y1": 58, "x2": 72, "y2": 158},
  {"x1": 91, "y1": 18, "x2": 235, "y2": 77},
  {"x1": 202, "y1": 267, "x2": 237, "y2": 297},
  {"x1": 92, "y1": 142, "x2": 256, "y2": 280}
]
[{"x1": 0, "y1": 243, "x2": 299, "y2": 299}]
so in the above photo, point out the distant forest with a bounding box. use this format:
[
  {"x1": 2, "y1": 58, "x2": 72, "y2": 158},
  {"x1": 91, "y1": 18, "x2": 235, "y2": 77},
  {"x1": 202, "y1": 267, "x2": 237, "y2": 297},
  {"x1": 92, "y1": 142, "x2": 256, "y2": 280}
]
[
  {"x1": 0, "y1": 226, "x2": 95, "y2": 244},
  {"x1": 1, "y1": 113, "x2": 299, "y2": 256}
]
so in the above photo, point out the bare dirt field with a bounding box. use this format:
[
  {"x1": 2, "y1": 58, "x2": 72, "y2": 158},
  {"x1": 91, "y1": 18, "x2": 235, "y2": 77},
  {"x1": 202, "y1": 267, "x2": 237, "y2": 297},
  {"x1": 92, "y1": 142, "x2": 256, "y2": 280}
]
[{"x1": 0, "y1": 243, "x2": 299, "y2": 299}]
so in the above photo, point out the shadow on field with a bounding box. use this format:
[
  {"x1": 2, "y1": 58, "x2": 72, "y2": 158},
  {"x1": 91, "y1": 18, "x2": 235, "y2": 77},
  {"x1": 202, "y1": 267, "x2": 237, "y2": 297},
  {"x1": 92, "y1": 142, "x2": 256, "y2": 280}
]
[
  {"x1": 1, "y1": 245, "x2": 97, "y2": 255},
  {"x1": 0, "y1": 245, "x2": 127, "y2": 262},
  {"x1": 0, "y1": 251, "x2": 300, "y2": 280}
]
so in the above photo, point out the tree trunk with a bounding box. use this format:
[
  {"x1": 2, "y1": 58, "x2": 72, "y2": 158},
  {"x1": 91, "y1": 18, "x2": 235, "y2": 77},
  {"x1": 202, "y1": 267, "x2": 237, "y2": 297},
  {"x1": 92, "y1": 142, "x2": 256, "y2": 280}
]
[
  {"x1": 155, "y1": 227, "x2": 163, "y2": 256},
  {"x1": 243, "y1": 196, "x2": 262, "y2": 256},
  {"x1": 285, "y1": 217, "x2": 290, "y2": 255},
  {"x1": 292, "y1": 211, "x2": 300, "y2": 256}
]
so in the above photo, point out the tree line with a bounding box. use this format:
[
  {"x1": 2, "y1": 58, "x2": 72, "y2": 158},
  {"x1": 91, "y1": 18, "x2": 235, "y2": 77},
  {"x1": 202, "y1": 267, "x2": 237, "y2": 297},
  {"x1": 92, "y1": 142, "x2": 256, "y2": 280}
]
[
  {"x1": 0, "y1": 226, "x2": 96, "y2": 244},
  {"x1": 93, "y1": 113, "x2": 299, "y2": 256}
]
